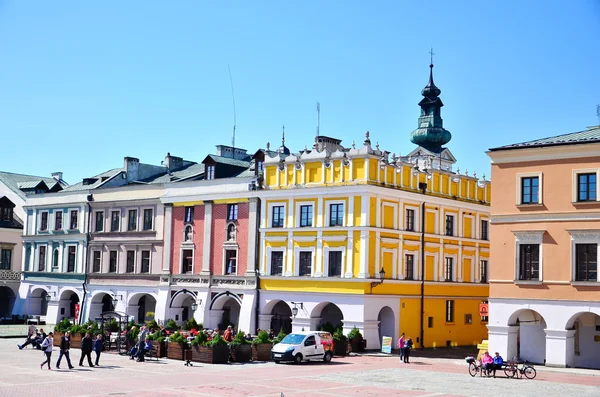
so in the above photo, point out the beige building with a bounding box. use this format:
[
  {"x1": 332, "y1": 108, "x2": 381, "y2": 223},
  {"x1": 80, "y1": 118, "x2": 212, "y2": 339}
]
[{"x1": 487, "y1": 125, "x2": 600, "y2": 369}]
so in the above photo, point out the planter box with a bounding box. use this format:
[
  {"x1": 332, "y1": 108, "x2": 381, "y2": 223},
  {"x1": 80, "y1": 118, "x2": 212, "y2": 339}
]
[
  {"x1": 334, "y1": 340, "x2": 348, "y2": 356},
  {"x1": 350, "y1": 337, "x2": 364, "y2": 353},
  {"x1": 166, "y1": 342, "x2": 187, "y2": 360},
  {"x1": 53, "y1": 332, "x2": 64, "y2": 347},
  {"x1": 151, "y1": 340, "x2": 166, "y2": 358},
  {"x1": 251, "y1": 343, "x2": 272, "y2": 361},
  {"x1": 189, "y1": 345, "x2": 229, "y2": 364},
  {"x1": 70, "y1": 335, "x2": 82, "y2": 349},
  {"x1": 230, "y1": 344, "x2": 251, "y2": 362}
]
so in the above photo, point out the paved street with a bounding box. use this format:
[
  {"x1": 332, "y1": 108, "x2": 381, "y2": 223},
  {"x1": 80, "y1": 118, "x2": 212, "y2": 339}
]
[{"x1": 1, "y1": 339, "x2": 599, "y2": 397}]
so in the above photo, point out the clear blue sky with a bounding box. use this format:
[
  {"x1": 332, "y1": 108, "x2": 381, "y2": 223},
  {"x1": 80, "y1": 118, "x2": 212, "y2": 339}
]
[{"x1": 1, "y1": 1, "x2": 599, "y2": 184}]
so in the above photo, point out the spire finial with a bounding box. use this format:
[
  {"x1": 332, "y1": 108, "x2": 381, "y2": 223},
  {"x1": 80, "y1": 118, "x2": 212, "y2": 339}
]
[
  {"x1": 282, "y1": 125, "x2": 285, "y2": 144},
  {"x1": 429, "y1": 48, "x2": 435, "y2": 66}
]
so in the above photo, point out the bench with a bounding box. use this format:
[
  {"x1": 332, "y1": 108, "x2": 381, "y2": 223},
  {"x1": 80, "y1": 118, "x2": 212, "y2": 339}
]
[{"x1": 144, "y1": 346, "x2": 158, "y2": 361}]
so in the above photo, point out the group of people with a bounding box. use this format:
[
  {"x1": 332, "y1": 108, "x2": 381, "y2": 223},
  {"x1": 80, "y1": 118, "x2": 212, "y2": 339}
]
[
  {"x1": 397, "y1": 334, "x2": 414, "y2": 363},
  {"x1": 481, "y1": 351, "x2": 504, "y2": 377},
  {"x1": 128, "y1": 325, "x2": 154, "y2": 362},
  {"x1": 32, "y1": 330, "x2": 104, "y2": 370},
  {"x1": 17, "y1": 325, "x2": 47, "y2": 350}
]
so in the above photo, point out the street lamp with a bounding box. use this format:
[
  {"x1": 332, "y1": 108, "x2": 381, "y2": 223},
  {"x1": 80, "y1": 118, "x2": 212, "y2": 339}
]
[
  {"x1": 291, "y1": 302, "x2": 303, "y2": 318},
  {"x1": 191, "y1": 302, "x2": 198, "y2": 312},
  {"x1": 111, "y1": 294, "x2": 122, "y2": 308},
  {"x1": 370, "y1": 267, "x2": 386, "y2": 292},
  {"x1": 44, "y1": 291, "x2": 56, "y2": 302}
]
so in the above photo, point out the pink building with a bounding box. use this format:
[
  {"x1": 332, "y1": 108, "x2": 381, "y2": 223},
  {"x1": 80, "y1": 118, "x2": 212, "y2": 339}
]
[{"x1": 487, "y1": 125, "x2": 600, "y2": 369}]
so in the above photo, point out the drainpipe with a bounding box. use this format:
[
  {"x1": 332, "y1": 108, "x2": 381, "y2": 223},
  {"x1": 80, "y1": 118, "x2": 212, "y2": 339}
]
[
  {"x1": 79, "y1": 196, "x2": 93, "y2": 325},
  {"x1": 254, "y1": 197, "x2": 262, "y2": 334},
  {"x1": 419, "y1": 182, "x2": 427, "y2": 349}
]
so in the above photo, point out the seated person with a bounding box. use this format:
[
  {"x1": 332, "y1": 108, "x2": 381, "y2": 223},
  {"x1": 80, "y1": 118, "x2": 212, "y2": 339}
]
[
  {"x1": 136, "y1": 338, "x2": 153, "y2": 362},
  {"x1": 492, "y1": 352, "x2": 504, "y2": 377},
  {"x1": 129, "y1": 343, "x2": 139, "y2": 360},
  {"x1": 245, "y1": 332, "x2": 253, "y2": 341},
  {"x1": 481, "y1": 351, "x2": 494, "y2": 376},
  {"x1": 18, "y1": 329, "x2": 45, "y2": 350}
]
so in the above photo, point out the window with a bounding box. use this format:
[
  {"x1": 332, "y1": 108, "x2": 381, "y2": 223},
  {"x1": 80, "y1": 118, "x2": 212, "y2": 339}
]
[
  {"x1": 225, "y1": 250, "x2": 237, "y2": 275},
  {"x1": 299, "y1": 205, "x2": 313, "y2": 227},
  {"x1": 519, "y1": 244, "x2": 540, "y2": 280},
  {"x1": 206, "y1": 165, "x2": 215, "y2": 180},
  {"x1": 304, "y1": 335, "x2": 316, "y2": 346},
  {"x1": 299, "y1": 251, "x2": 312, "y2": 276},
  {"x1": 329, "y1": 203, "x2": 344, "y2": 226},
  {"x1": 257, "y1": 161, "x2": 264, "y2": 173},
  {"x1": 465, "y1": 314, "x2": 472, "y2": 324},
  {"x1": 185, "y1": 206, "x2": 194, "y2": 223},
  {"x1": 481, "y1": 220, "x2": 488, "y2": 240},
  {"x1": 427, "y1": 317, "x2": 434, "y2": 328},
  {"x1": 182, "y1": 249, "x2": 193, "y2": 274},
  {"x1": 52, "y1": 249, "x2": 59, "y2": 268},
  {"x1": 141, "y1": 251, "x2": 150, "y2": 273},
  {"x1": 575, "y1": 243, "x2": 597, "y2": 281},
  {"x1": 128, "y1": 210, "x2": 137, "y2": 231},
  {"x1": 227, "y1": 204, "x2": 238, "y2": 221},
  {"x1": 0, "y1": 249, "x2": 11, "y2": 270},
  {"x1": 109, "y1": 251, "x2": 117, "y2": 273},
  {"x1": 143, "y1": 209, "x2": 153, "y2": 231},
  {"x1": 446, "y1": 300, "x2": 455, "y2": 322},
  {"x1": 54, "y1": 211, "x2": 63, "y2": 230},
  {"x1": 328, "y1": 251, "x2": 342, "y2": 277},
  {"x1": 38, "y1": 246, "x2": 46, "y2": 271},
  {"x1": 70, "y1": 210, "x2": 78, "y2": 230},
  {"x1": 577, "y1": 173, "x2": 597, "y2": 202},
  {"x1": 444, "y1": 257, "x2": 453, "y2": 281},
  {"x1": 95, "y1": 211, "x2": 104, "y2": 232},
  {"x1": 521, "y1": 176, "x2": 539, "y2": 204},
  {"x1": 67, "y1": 246, "x2": 76, "y2": 272},
  {"x1": 111, "y1": 211, "x2": 120, "y2": 232},
  {"x1": 445, "y1": 214, "x2": 454, "y2": 236},
  {"x1": 405, "y1": 254, "x2": 414, "y2": 280},
  {"x1": 480, "y1": 260, "x2": 488, "y2": 283},
  {"x1": 270, "y1": 251, "x2": 284, "y2": 276},
  {"x1": 40, "y1": 212, "x2": 48, "y2": 231},
  {"x1": 184, "y1": 225, "x2": 193, "y2": 242},
  {"x1": 0, "y1": 206, "x2": 12, "y2": 221},
  {"x1": 126, "y1": 250, "x2": 135, "y2": 273},
  {"x1": 406, "y1": 209, "x2": 415, "y2": 231},
  {"x1": 93, "y1": 251, "x2": 101, "y2": 273},
  {"x1": 272, "y1": 206, "x2": 284, "y2": 228}
]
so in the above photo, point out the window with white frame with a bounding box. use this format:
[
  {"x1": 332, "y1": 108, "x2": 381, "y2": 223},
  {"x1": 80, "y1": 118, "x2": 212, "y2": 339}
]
[
  {"x1": 111, "y1": 210, "x2": 120, "y2": 232},
  {"x1": 575, "y1": 244, "x2": 597, "y2": 281},
  {"x1": 39, "y1": 212, "x2": 48, "y2": 231},
  {"x1": 0, "y1": 248, "x2": 11, "y2": 270},
  {"x1": 514, "y1": 231, "x2": 544, "y2": 282},
  {"x1": 299, "y1": 204, "x2": 313, "y2": 227},
  {"x1": 445, "y1": 214, "x2": 455, "y2": 236},
  {"x1": 184, "y1": 206, "x2": 194, "y2": 223},
  {"x1": 405, "y1": 208, "x2": 415, "y2": 231},
  {"x1": 67, "y1": 246, "x2": 76, "y2": 272},
  {"x1": 405, "y1": 254, "x2": 414, "y2": 280},
  {"x1": 328, "y1": 202, "x2": 344, "y2": 227},
  {"x1": 481, "y1": 219, "x2": 488, "y2": 240},
  {"x1": 225, "y1": 250, "x2": 237, "y2": 275},
  {"x1": 298, "y1": 251, "x2": 312, "y2": 276},
  {"x1": 92, "y1": 251, "x2": 101, "y2": 273},
  {"x1": 206, "y1": 165, "x2": 215, "y2": 180},
  {"x1": 516, "y1": 172, "x2": 542, "y2": 205},
  {"x1": 38, "y1": 246, "x2": 46, "y2": 271},
  {"x1": 444, "y1": 257, "x2": 454, "y2": 281},
  {"x1": 126, "y1": 250, "x2": 135, "y2": 273},
  {"x1": 52, "y1": 249, "x2": 59, "y2": 268},
  {"x1": 272, "y1": 205, "x2": 285, "y2": 228},
  {"x1": 270, "y1": 251, "x2": 284, "y2": 276},
  {"x1": 328, "y1": 250, "x2": 342, "y2": 277},
  {"x1": 576, "y1": 173, "x2": 597, "y2": 202},
  {"x1": 181, "y1": 249, "x2": 193, "y2": 274},
  {"x1": 54, "y1": 211, "x2": 63, "y2": 230},
  {"x1": 95, "y1": 211, "x2": 104, "y2": 232},
  {"x1": 141, "y1": 250, "x2": 150, "y2": 273},
  {"x1": 480, "y1": 259, "x2": 488, "y2": 283},
  {"x1": 128, "y1": 209, "x2": 137, "y2": 231},
  {"x1": 227, "y1": 204, "x2": 238, "y2": 221},
  {"x1": 109, "y1": 251, "x2": 118, "y2": 273},
  {"x1": 143, "y1": 209, "x2": 153, "y2": 231},
  {"x1": 69, "y1": 210, "x2": 78, "y2": 230},
  {"x1": 446, "y1": 300, "x2": 454, "y2": 323}
]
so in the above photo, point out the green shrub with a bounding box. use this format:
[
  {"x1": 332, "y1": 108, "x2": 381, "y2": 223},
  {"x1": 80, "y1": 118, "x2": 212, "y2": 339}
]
[
  {"x1": 147, "y1": 332, "x2": 166, "y2": 343},
  {"x1": 230, "y1": 331, "x2": 249, "y2": 346},
  {"x1": 54, "y1": 318, "x2": 72, "y2": 333},
  {"x1": 319, "y1": 322, "x2": 336, "y2": 334},
  {"x1": 165, "y1": 319, "x2": 180, "y2": 332},
  {"x1": 272, "y1": 329, "x2": 286, "y2": 344},
  {"x1": 146, "y1": 319, "x2": 159, "y2": 330},
  {"x1": 347, "y1": 326, "x2": 362, "y2": 340},
  {"x1": 106, "y1": 318, "x2": 120, "y2": 332},
  {"x1": 183, "y1": 318, "x2": 201, "y2": 331},
  {"x1": 333, "y1": 328, "x2": 347, "y2": 342},
  {"x1": 168, "y1": 331, "x2": 187, "y2": 344},
  {"x1": 209, "y1": 333, "x2": 228, "y2": 347},
  {"x1": 252, "y1": 330, "x2": 271, "y2": 345},
  {"x1": 191, "y1": 332, "x2": 208, "y2": 346},
  {"x1": 69, "y1": 324, "x2": 87, "y2": 337},
  {"x1": 127, "y1": 319, "x2": 138, "y2": 330}
]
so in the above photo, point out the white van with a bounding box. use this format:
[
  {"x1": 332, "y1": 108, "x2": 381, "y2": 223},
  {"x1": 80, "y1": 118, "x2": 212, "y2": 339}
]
[{"x1": 271, "y1": 331, "x2": 334, "y2": 364}]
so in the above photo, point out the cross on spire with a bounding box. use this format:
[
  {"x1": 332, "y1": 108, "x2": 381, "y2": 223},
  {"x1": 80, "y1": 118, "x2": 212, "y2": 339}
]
[
  {"x1": 429, "y1": 48, "x2": 435, "y2": 66},
  {"x1": 282, "y1": 125, "x2": 285, "y2": 144}
]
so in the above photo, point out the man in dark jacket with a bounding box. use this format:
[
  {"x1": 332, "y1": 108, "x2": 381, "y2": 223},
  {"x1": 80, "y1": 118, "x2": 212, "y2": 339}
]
[
  {"x1": 56, "y1": 331, "x2": 75, "y2": 369},
  {"x1": 79, "y1": 332, "x2": 94, "y2": 367}
]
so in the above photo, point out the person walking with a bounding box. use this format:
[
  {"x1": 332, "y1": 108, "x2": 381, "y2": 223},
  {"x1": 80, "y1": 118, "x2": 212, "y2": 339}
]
[
  {"x1": 79, "y1": 332, "x2": 94, "y2": 367},
  {"x1": 93, "y1": 334, "x2": 103, "y2": 366},
  {"x1": 403, "y1": 337, "x2": 413, "y2": 363},
  {"x1": 397, "y1": 333, "x2": 405, "y2": 361},
  {"x1": 40, "y1": 332, "x2": 54, "y2": 370},
  {"x1": 56, "y1": 331, "x2": 74, "y2": 369}
]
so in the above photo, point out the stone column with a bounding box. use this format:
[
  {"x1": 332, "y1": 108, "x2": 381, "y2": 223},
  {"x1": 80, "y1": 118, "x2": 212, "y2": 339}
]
[
  {"x1": 162, "y1": 204, "x2": 173, "y2": 272},
  {"x1": 258, "y1": 314, "x2": 273, "y2": 331},
  {"x1": 314, "y1": 231, "x2": 323, "y2": 277},
  {"x1": 358, "y1": 231, "x2": 369, "y2": 278},
  {"x1": 292, "y1": 317, "x2": 320, "y2": 333},
  {"x1": 344, "y1": 232, "x2": 354, "y2": 278},
  {"x1": 487, "y1": 325, "x2": 519, "y2": 361},
  {"x1": 545, "y1": 329, "x2": 576, "y2": 368},
  {"x1": 201, "y1": 202, "x2": 213, "y2": 274},
  {"x1": 245, "y1": 198, "x2": 259, "y2": 276},
  {"x1": 209, "y1": 309, "x2": 224, "y2": 330}
]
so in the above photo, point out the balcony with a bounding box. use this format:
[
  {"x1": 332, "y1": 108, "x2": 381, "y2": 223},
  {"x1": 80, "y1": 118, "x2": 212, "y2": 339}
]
[{"x1": 161, "y1": 274, "x2": 257, "y2": 290}]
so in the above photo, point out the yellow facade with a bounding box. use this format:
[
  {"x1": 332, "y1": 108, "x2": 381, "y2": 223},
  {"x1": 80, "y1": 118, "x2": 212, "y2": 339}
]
[{"x1": 258, "y1": 138, "x2": 491, "y2": 349}]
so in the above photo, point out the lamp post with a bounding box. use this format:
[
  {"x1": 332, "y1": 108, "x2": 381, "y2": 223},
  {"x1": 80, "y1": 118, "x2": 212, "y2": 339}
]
[
  {"x1": 191, "y1": 302, "x2": 198, "y2": 312},
  {"x1": 370, "y1": 267, "x2": 386, "y2": 293},
  {"x1": 291, "y1": 302, "x2": 303, "y2": 318}
]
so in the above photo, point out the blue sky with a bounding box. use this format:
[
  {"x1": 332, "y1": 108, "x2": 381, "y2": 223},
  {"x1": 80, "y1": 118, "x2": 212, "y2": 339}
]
[{"x1": 0, "y1": 1, "x2": 599, "y2": 184}]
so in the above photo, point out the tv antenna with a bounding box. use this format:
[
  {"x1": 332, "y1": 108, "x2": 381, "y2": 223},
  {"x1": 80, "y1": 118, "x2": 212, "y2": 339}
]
[
  {"x1": 316, "y1": 102, "x2": 320, "y2": 137},
  {"x1": 228, "y1": 65, "x2": 237, "y2": 148},
  {"x1": 597, "y1": 104, "x2": 600, "y2": 126}
]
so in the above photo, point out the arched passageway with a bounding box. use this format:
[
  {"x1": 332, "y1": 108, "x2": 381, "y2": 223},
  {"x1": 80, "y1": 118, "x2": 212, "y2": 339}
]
[
  {"x1": 311, "y1": 302, "x2": 344, "y2": 331},
  {"x1": 566, "y1": 312, "x2": 600, "y2": 369},
  {"x1": 210, "y1": 293, "x2": 242, "y2": 332},
  {"x1": 128, "y1": 294, "x2": 157, "y2": 324},
  {"x1": 58, "y1": 290, "x2": 80, "y2": 321},
  {"x1": 0, "y1": 287, "x2": 15, "y2": 318},
  {"x1": 29, "y1": 288, "x2": 48, "y2": 316},
  {"x1": 378, "y1": 306, "x2": 395, "y2": 341},
  {"x1": 270, "y1": 300, "x2": 292, "y2": 334},
  {"x1": 508, "y1": 309, "x2": 547, "y2": 364}
]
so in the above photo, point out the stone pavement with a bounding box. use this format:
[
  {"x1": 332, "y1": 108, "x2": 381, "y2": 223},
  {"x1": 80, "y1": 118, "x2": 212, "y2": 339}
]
[{"x1": 1, "y1": 339, "x2": 598, "y2": 397}]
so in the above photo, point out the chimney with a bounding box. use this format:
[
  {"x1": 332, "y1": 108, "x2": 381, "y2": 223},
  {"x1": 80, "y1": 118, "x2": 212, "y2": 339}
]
[
  {"x1": 215, "y1": 145, "x2": 248, "y2": 160},
  {"x1": 51, "y1": 172, "x2": 63, "y2": 181},
  {"x1": 124, "y1": 157, "x2": 140, "y2": 182},
  {"x1": 164, "y1": 152, "x2": 184, "y2": 172}
]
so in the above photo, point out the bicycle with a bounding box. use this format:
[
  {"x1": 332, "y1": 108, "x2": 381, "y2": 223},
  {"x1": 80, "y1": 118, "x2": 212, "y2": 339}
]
[
  {"x1": 504, "y1": 359, "x2": 536, "y2": 379},
  {"x1": 466, "y1": 356, "x2": 485, "y2": 377}
]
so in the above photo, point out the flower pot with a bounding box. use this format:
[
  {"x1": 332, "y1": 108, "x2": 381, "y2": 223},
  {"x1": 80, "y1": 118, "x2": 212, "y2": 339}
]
[
  {"x1": 70, "y1": 335, "x2": 82, "y2": 349},
  {"x1": 151, "y1": 340, "x2": 166, "y2": 358},
  {"x1": 252, "y1": 343, "x2": 272, "y2": 361},
  {"x1": 334, "y1": 340, "x2": 348, "y2": 356},
  {"x1": 190, "y1": 345, "x2": 229, "y2": 364},
  {"x1": 166, "y1": 342, "x2": 187, "y2": 360},
  {"x1": 52, "y1": 332, "x2": 64, "y2": 347},
  {"x1": 350, "y1": 336, "x2": 364, "y2": 353},
  {"x1": 230, "y1": 344, "x2": 251, "y2": 362}
]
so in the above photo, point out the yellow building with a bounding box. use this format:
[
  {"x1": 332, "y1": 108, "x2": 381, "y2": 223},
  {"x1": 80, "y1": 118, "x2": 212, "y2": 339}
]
[{"x1": 256, "y1": 64, "x2": 491, "y2": 349}]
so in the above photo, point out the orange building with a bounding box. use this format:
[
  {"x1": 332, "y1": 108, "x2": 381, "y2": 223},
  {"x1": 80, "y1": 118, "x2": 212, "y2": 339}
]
[{"x1": 487, "y1": 125, "x2": 600, "y2": 369}]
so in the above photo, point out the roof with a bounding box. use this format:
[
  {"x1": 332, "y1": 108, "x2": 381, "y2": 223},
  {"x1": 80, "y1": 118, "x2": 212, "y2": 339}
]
[
  {"x1": 62, "y1": 168, "x2": 123, "y2": 192},
  {"x1": 0, "y1": 171, "x2": 67, "y2": 199},
  {"x1": 137, "y1": 163, "x2": 205, "y2": 184},
  {"x1": 489, "y1": 125, "x2": 600, "y2": 151},
  {"x1": 204, "y1": 154, "x2": 251, "y2": 168}
]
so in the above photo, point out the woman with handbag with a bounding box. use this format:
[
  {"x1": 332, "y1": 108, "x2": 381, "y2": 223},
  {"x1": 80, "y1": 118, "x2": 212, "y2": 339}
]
[{"x1": 40, "y1": 332, "x2": 54, "y2": 370}]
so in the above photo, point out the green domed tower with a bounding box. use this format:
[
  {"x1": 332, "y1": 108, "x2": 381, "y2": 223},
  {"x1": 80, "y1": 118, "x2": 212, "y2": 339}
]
[{"x1": 409, "y1": 63, "x2": 452, "y2": 153}]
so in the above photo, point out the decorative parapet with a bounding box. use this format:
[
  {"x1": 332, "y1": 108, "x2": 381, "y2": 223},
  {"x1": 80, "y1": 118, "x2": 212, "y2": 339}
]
[
  {"x1": 162, "y1": 275, "x2": 257, "y2": 289},
  {"x1": 0, "y1": 270, "x2": 21, "y2": 281}
]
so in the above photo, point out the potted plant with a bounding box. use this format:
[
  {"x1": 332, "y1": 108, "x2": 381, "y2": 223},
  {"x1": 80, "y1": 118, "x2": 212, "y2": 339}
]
[
  {"x1": 164, "y1": 319, "x2": 180, "y2": 333},
  {"x1": 145, "y1": 319, "x2": 159, "y2": 331},
  {"x1": 251, "y1": 330, "x2": 272, "y2": 361},
  {"x1": 166, "y1": 331, "x2": 188, "y2": 360},
  {"x1": 145, "y1": 311, "x2": 155, "y2": 322},
  {"x1": 333, "y1": 328, "x2": 348, "y2": 356},
  {"x1": 53, "y1": 318, "x2": 72, "y2": 346},
  {"x1": 272, "y1": 329, "x2": 286, "y2": 345},
  {"x1": 191, "y1": 333, "x2": 229, "y2": 364},
  {"x1": 68, "y1": 324, "x2": 86, "y2": 348},
  {"x1": 147, "y1": 331, "x2": 166, "y2": 358},
  {"x1": 348, "y1": 327, "x2": 364, "y2": 353},
  {"x1": 184, "y1": 318, "x2": 201, "y2": 331},
  {"x1": 229, "y1": 331, "x2": 251, "y2": 362}
]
